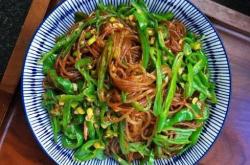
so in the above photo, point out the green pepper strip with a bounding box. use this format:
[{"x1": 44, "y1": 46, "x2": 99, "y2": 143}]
[
  {"x1": 128, "y1": 142, "x2": 150, "y2": 157},
  {"x1": 100, "y1": 103, "x2": 111, "y2": 129},
  {"x1": 74, "y1": 12, "x2": 88, "y2": 23},
  {"x1": 48, "y1": 69, "x2": 74, "y2": 94},
  {"x1": 136, "y1": 0, "x2": 157, "y2": 28},
  {"x1": 132, "y1": 0, "x2": 150, "y2": 69},
  {"x1": 157, "y1": 25, "x2": 175, "y2": 57},
  {"x1": 147, "y1": 151, "x2": 154, "y2": 165},
  {"x1": 131, "y1": 0, "x2": 149, "y2": 30},
  {"x1": 62, "y1": 100, "x2": 72, "y2": 130},
  {"x1": 183, "y1": 43, "x2": 192, "y2": 56},
  {"x1": 83, "y1": 83, "x2": 96, "y2": 102},
  {"x1": 51, "y1": 116, "x2": 60, "y2": 142},
  {"x1": 131, "y1": 101, "x2": 145, "y2": 112},
  {"x1": 152, "y1": 12, "x2": 174, "y2": 21},
  {"x1": 193, "y1": 76, "x2": 211, "y2": 98},
  {"x1": 131, "y1": 99, "x2": 151, "y2": 112},
  {"x1": 97, "y1": 38, "x2": 113, "y2": 101},
  {"x1": 119, "y1": 122, "x2": 129, "y2": 155},
  {"x1": 86, "y1": 120, "x2": 96, "y2": 140},
  {"x1": 57, "y1": 93, "x2": 84, "y2": 102},
  {"x1": 60, "y1": 36, "x2": 77, "y2": 57},
  {"x1": 163, "y1": 108, "x2": 194, "y2": 129},
  {"x1": 112, "y1": 152, "x2": 130, "y2": 165},
  {"x1": 74, "y1": 139, "x2": 105, "y2": 161},
  {"x1": 55, "y1": 33, "x2": 66, "y2": 43},
  {"x1": 209, "y1": 83, "x2": 217, "y2": 103},
  {"x1": 178, "y1": 124, "x2": 204, "y2": 155},
  {"x1": 191, "y1": 104, "x2": 209, "y2": 121},
  {"x1": 185, "y1": 63, "x2": 194, "y2": 97},
  {"x1": 157, "y1": 53, "x2": 183, "y2": 132},
  {"x1": 186, "y1": 54, "x2": 197, "y2": 64},
  {"x1": 73, "y1": 115, "x2": 84, "y2": 125},
  {"x1": 153, "y1": 128, "x2": 195, "y2": 145},
  {"x1": 117, "y1": 5, "x2": 133, "y2": 18},
  {"x1": 62, "y1": 125, "x2": 83, "y2": 149},
  {"x1": 190, "y1": 126, "x2": 203, "y2": 145},
  {"x1": 193, "y1": 59, "x2": 205, "y2": 74},
  {"x1": 198, "y1": 72, "x2": 209, "y2": 87},
  {"x1": 95, "y1": 9, "x2": 101, "y2": 33},
  {"x1": 75, "y1": 57, "x2": 96, "y2": 85},
  {"x1": 191, "y1": 51, "x2": 207, "y2": 75},
  {"x1": 42, "y1": 89, "x2": 57, "y2": 111},
  {"x1": 139, "y1": 29, "x2": 150, "y2": 69},
  {"x1": 121, "y1": 91, "x2": 127, "y2": 103},
  {"x1": 150, "y1": 46, "x2": 163, "y2": 116},
  {"x1": 42, "y1": 54, "x2": 57, "y2": 74}
]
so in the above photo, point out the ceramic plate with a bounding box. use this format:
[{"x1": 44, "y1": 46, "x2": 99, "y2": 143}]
[{"x1": 22, "y1": 0, "x2": 231, "y2": 164}]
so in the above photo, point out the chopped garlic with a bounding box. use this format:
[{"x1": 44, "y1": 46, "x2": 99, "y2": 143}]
[
  {"x1": 94, "y1": 142, "x2": 104, "y2": 149},
  {"x1": 75, "y1": 107, "x2": 84, "y2": 115},
  {"x1": 86, "y1": 108, "x2": 94, "y2": 120},
  {"x1": 90, "y1": 28, "x2": 96, "y2": 34},
  {"x1": 72, "y1": 83, "x2": 78, "y2": 92},
  {"x1": 192, "y1": 42, "x2": 201, "y2": 51},
  {"x1": 113, "y1": 23, "x2": 124, "y2": 28},
  {"x1": 94, "y1": 142, "x2": 101, "y2": 149},
  {"x1": 118, "y1": 23, "x2": 124, "y2": 28},
  {"x1": 178, "y1": 67, "x2": 184, "y2": 75},
  {"x1": 59, "y1": 101, "x2": 64, "y2": 106},
  {"x1": 147, "y1": 28, "x2": 154, "y2": 36},
  {"x1": 73, "y1": 110, "x2": 78, "y2": 115},
  {"x1": 128, "y1": 15, "x2": 135, "y2": 21},
  {"x1": 163, "y1": 56, "x2": 168, "y2": 61},
  {"x1": 87, "y1": 64, "x2": 93, "y2": 69},
  {"x1": 110, "y1": 17, "x2": 116, "y2": 22},
  {"x1": 150, "y1": 37, "x2": 155, "y2": 45},
  {"x1": 86, "y1": 97, "x2": 94, "y2": 102},
  {"x1": 165, "y1": 76, "x2": 169, "y2": 84},
  {"x1": 180, "y1": 82, "x2": 185, "y2": 89},
  {"x1": 87, "y1": 35, "x2": 97, "y2": 46},
  {"x1": 179, "y1": 39, "x2": 183, "y2": 45},
  {"x1": 192, "y1": 97, "x2": 198, "y2": 104}
]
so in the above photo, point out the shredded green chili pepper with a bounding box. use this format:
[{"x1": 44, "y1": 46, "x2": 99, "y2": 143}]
[{"x1": 157, "y1": 53, "x2": 184, "y2": 132}]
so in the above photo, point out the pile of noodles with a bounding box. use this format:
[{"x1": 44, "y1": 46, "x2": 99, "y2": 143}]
[{"x1": 48, "y1": 12, "x2": 203, "y2": 161}]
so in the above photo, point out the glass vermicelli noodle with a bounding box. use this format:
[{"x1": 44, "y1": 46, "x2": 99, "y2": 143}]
[{"x1": 41, "y1": 0, "x2": 217, "y2": 164}]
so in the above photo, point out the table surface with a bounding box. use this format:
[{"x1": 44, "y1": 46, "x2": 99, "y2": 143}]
[
  {"x1": 0, "y1": 1, "x2": 250, "y2": 165},
  {"x1": 0, "y1": 0, "x2": 31, "y2": 80}
]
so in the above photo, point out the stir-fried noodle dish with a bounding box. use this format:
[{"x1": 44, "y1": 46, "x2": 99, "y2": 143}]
[{"x1": 41, "y1": 0, "x2": 217, "y2": 164}]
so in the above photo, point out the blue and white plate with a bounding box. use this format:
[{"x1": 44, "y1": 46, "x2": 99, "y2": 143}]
[{"x1": 21, "y1": 0, "x2": 231, "y2": 164}]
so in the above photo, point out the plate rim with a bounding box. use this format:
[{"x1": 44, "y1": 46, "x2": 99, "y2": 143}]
[{"x1": 21, "y1": 0, "x2": 232, "y2": 164}]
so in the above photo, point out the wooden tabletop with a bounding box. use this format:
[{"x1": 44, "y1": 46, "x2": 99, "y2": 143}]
[{"x1": 0, "y1": 0, "x2": 250, "y2": 165}]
